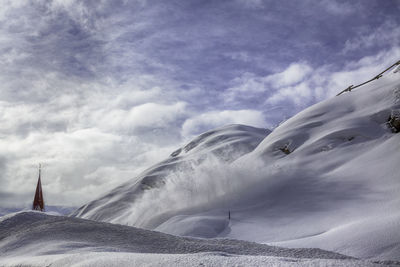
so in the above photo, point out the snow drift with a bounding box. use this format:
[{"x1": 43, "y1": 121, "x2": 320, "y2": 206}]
[
  {"x1": 72, "y1": 68, "x2": 400, "y2": 261},
  {"x1": 2, "y1": 211, "x2": 382, "y2": 267}
]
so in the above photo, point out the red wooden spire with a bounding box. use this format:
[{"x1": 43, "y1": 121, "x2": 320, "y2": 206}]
[{"x1": 32, "y1": 164, "x2": 45, "y2": 212}]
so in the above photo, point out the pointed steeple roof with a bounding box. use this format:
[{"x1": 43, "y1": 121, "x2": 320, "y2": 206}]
[{"x1": 32, "y1": 164, "x2": 45, "y2": 212}]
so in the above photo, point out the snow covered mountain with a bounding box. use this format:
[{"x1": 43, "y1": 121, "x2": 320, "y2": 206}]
[{"x1": 71, "y1": 68, "x2": 400, "y2": 261}]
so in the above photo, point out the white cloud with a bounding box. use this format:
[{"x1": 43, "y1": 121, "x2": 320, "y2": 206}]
[
  {"x1": 342, "y1": 20, "x2": 400, "y2": 54},
  {"x1": 319, "y1": 0, "x2": 355, "y2": 15},
  {"x1": 225, "y1": 72, "x2": 266, "y2": 98},
  {"x1": 265, "y1": 63, "x2": 313, "y2": 88},
  {"x1": 266, "y1": 82, "x2": 313, "y2": 106},
  {"x1": 98, "y1": 102, "x2": 187, "y2": 134},
  {"x1": 234, "y1": 0, "x2": 264, "y2": 9},
  {"x1": 225, "y1": 62, "x2": 313, "y2": 104},
  {"x1": 225, "y1": 46, "x2": 400, "y2": 121},
  {"x1": 266, "y1": 47, "x2": 400, "y2": 107},
  {"x1": 0, "y1": 121, "x2": 182, "y2": 207},
  {"x1": 0, "y1": 71, "x2": 189, "y2": 207}
]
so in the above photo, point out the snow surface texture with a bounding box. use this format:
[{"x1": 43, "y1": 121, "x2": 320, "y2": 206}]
[
  {"x1": 72, "y1": 68, "x2": 400, "y2": 262},
  {"x1": 0, "y1": 212, "x2": 392, "y2": 267}
]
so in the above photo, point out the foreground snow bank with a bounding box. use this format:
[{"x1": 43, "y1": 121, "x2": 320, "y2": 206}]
[
  {"x1": 1, "y1": 252, "x2": 392, "y2": 267},
  {"x1": 0, "y1": 212, "x2": 391, "y2": 267}
]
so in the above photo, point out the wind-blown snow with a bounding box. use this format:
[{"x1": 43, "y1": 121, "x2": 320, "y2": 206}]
[
  {"x1": 71, "y1": 69, "x2": 400, "y2": 261},
  {"x1": 0, "y1": 212, "x2": 390, "y2": 267},
  {"x1": 71, "y1": 124, "x2": 270, "y2": 227}
]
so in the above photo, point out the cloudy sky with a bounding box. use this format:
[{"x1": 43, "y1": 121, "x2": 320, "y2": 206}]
[{"x1": 1, "y1": 0, "x2": 399, "y2": 208}]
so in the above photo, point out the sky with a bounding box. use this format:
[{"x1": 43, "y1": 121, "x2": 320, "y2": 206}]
[{"x1": 0, "y1": 0, "x2": 400, "y2": 208}]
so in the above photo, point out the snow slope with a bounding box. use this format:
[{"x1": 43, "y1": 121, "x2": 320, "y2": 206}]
[
  {"x1": 72, "y1": 69, "x2": 400, "y2": 261},
  {"x1": 224, "y1": 69, "x2": 400, "y2": 260},
  {"x1": 2, "y1": 211, "x2": 385, "y2": 267}
]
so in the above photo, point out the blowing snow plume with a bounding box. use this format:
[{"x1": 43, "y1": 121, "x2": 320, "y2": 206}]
[
  {"x1": 73, "y1": 68, "x2": 400, "y2": 261},
  {"x1": 71, "y1": 125, "x2": 270, "y2": 226}
]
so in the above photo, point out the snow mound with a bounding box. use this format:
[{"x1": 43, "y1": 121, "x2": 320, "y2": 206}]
[
  {"x1": 72, "y1": 69, "x2": 400, "y2": 261},
  {"x1": 2, "y1": 211, "x2": 384, "y2": 267}
]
